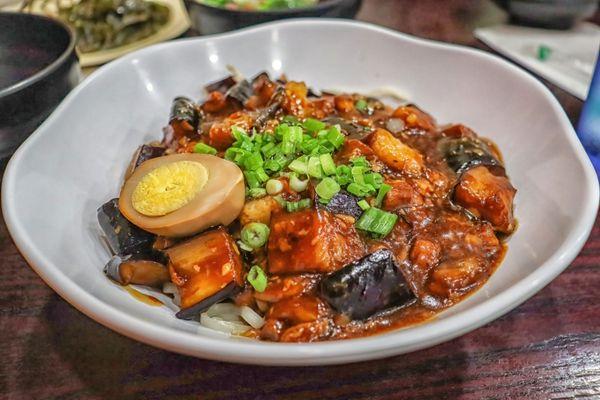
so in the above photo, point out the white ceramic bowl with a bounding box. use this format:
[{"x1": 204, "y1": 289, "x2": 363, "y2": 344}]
[{"x1": 2, "y1": 19, "x2": 598, "y2": 366}]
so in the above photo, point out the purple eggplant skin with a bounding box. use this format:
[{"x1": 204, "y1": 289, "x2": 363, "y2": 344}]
[
  {"x1": 169, "y1": 96, "x2": 199, "y2": 129},
  {"x1": 253, "y1": 88, "x2": 284, "y2": 131},
  {"x1": 133, "y1": 144, "x2": 165, "y2": 169},
  {"x1": 439, "y1": 137, "x2": 503, "y2": 175},
  {"x1": 321, "y1": 116, "x2": 373, "y2": 141},
  {"x1": 320, "y1": 249, "x2": 415, "y2": 320},
  {"x1": 175, "y1": 282, "x2": 239, "y2": 320},
  {"x1": 320, "y1": 190, "x2": 364, "y2": 219},
  {"x1": 97, "y1": 199, "x2": 156, "y2": 257},
  {"x1": 225, "y1": 79, "x2": 253, "y2": 104},
  {"x1": 204, "y1": 75, "x2": 237, "y2": 94}
]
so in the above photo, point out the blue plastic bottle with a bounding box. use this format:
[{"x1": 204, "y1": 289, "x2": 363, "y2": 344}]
[{"x1": 577, "y1": 57, "x2": 600, "y2": 174}]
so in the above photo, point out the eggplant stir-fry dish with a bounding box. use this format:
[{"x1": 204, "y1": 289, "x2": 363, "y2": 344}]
[{"x1": 98, "y1": 72, "x2": 517, "y2": 342}]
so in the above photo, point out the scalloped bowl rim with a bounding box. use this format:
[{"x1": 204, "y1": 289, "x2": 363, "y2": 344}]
[{"x1": 2, "y1": 19, "x2": 598, "y2": 366}]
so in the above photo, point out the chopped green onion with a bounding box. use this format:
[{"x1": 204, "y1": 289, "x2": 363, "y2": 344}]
[
  {"x1": 307, "y1": 156, "x2": 323, "y2": 178},
  {"x1": 350, "y1": 156, "x2": 369, "y2": 168},
  {"x1": 357, "y1": 199, "x2": 370, "y2": 210},
  {"x1": 263, "y1": 143, "x2": 280, "y2": 158},
  {"x1": 266, "y1": 179, "x2": 284, "y2": 195},
  {"x1": 237, "y1": 240, "x2": 254, "y2": 252},
  {"x1": 247, "y1": 188, "x2": 267, "y2": 199},
  {"x1": 288, "y1": 157, "x2": 308, "y2": 175},
  {"x1": 274, "y1": 123, "x2": 289, "y2": 141},
  {"x1": 241, "y1": 222, "x2": 270, "y2": 249},
  {"x1": 375, "y1": 183, "x2": 392, "y2": 207},
  {"x1": 303, "y1": 118, "x2": 326, "y2": 133},
  {"x1": 286, "y1": 198, "x2": 312, "y2": 212},
  {"x1": 282, "y1": 115, "x2": 300, "y2": 125},
  {"x1": 231, "y1": 126, "x2": 248, "y2": 141},
  {"x1": 247, "y1": 265, "x2": 268, "y2": 292},
  {"x1": 355, "y1": 99, "x2": 368, "y2": 113},
  {"x1": 271, "y1": 153, "x2": 289, "y2": 169},
  {"x1": 347, "y1": 182, "x2": 371, "y2": 197},
  {"x1": 244, "y1": 171, "x2": 261, "y2": 189},
  {"x1": 335, "y1": 165, "x2": 352, "y2": 186},
  {"x1": 264, "y1": 159, "x2": 282, "y2": 172},
  {"x1": 193, "y1": 142, "x2": 217, "y2": 155},
  {"x1": 355, "y1": 207, "x2": 398, "y2": 237},
  {"x1": 351, "y1": 166, "x2": 366, "y2": 185},
  {"x1": 224, "y1": 147, "x2": 243, "y2": 161},
  {"x1": 319, "y1": 153, "x2": 336, "y2": 175},
  {"x1": 317, "y1": 142, "x2": 335, "y2": 154},
  {"x1": 300, "y1": 138, "x2": 319, "y2": 154},
  {"x1": 326, "y1": 125, "x2": 345, "y2": 148},
  {"x1": 256, "y1": 168, "x2": 269, "y2": 183},
  {"x1": 289, "y1": 173, "x2": 308, "y2": 192},
  {"x1": 364, "y1": 173, "x2": 383, "y2": 189},
  {"x1": 273, "y1": 195, "x2": 286, "y2": 206},
  {"x1": 243, "y1": 152, "x2": 263, "y2": 171},
  {"x1": 261, "y1": 142, "x2": 275, "y2": 156},
  {"x1": 315, "y1": 177, "x2": 340, "y2": 200}
]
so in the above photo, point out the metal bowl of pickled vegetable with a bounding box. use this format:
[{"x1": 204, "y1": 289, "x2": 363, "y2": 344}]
[
  {"x1": 2, "y1": 19, "x2": 598, "y2": 365},
  {"x1": 185, "y1": 0, "x2": 362, "y2": 34}
]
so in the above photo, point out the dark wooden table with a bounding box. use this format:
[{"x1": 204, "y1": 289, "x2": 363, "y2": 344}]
[{"x1": 2, "y1": 1, "x2": 599, "y2": 399}]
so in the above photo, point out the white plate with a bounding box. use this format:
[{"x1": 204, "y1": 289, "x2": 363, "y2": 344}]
[{"x1": 2, "y1": 19, "x2": 598, "y2": 366}]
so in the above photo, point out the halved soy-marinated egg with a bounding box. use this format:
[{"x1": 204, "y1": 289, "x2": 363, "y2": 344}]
[{"x1": 119, "y1": 153, "x2": 245, "y2": 237}]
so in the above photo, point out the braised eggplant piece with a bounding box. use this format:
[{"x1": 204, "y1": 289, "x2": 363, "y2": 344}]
[
  {"x1": 268, "y1": 208, "x2": 365, "y2": 274},
  {"x1": 320, "y1": 249, "x2": 415, "y2": 320},
  {"x1": 176, "y1": 282, "x2": 239, "y2": 320},
  {"x1": 439, "y1": 137, "x2": 503, "y2": 175},
  {"x1": 321, "y1": 116, "x2": 373, "y2": 141},
  {"x1": 204, "y1": 75, "x2": 237, "y2": 94},
  {"x1": 253, "y1": 88, "x2": 284, "y2": 130},
  {"x1": 125, "y1": 144, "x2": 166, "y2": 179},
  {"x1": 104, "y1": 255, "x2": 169, "y2": 287},
  {"x1": 319, "y1": 190, "x2": 364, "y2": 219},
  {"x1": 165, "y1": 227, "x2": 243, "y2": 313},
  {"x1": 97, "y1": 199, "x2": 155, "y2": 257},
  {"x1": 169, "y1": 96, "x2": 199, "y2": 130},
  {"x1": 226, "y1": 79, "x2": 254, "y2": 104}
]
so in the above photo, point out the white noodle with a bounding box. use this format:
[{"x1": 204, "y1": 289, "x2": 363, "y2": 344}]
[
  {"x1": 240, "y1": 306, "x2": 265, "y2": 329},
  {"x1": 206, "y1": 303, "x2": 240, "y2": 317},
  {"x1": 200, "y1": 313, "x2": 250, "y2": 335},
  {"x1": 199, "y1": 302, "x2": 265, "y2": 334},
  {"x1": 162, "y1": 282, "x2": 181, "y2": 306}
]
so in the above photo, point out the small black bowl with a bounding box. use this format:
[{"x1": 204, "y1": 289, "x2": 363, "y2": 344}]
[
  {"x1": 0, "y1": 12, "x2": 80, "y2": 160},
  {"x1": 493, "y1": 0, "x2": 598, "y2": 30},
  {"x1": 185, "y1": 0, "x2": 363, "y2": 35}
]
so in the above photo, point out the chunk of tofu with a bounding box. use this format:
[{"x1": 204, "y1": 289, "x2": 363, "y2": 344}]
[
  {"x1": 382, "y1": 179, "x2": 424, "y2": 210},
  {"x1": 392, "y1": 105, "x2": 436, "y2": 131},
  {"x1": 165, "y1": 227, "x2": 242, "y2": 309},
  {"x1": 268, "y1": 208, "x2": 365, "y2": 274},
  {"x1": 254, "y1": 275, "x2": 319, "y2": 303},
  {"x1": 428, "y1": 256, "x2": 485, "y2": 298},
  {"x1": 239, "y1": 196, "x2": 279, "y2": 226},
  {"x1": 266, "y1": 296, "x2": 325, "y2": 324},
  {"x1": 453, "y1": 165, "x2": 516, "y2": 233},
  {"x1": 369, "y1": 129, "x2": 424, "y2": 175},
  {"x1": 208, "y1": 111, "x2": 254, "y2": 151}
]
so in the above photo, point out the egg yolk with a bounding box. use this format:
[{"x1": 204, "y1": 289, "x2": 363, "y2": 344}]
[{"x1": 131, "y1": 160, "x2": 209, "y2": 216}]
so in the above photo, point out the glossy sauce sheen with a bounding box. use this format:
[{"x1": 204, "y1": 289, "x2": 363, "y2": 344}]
[{"x1": 154, "y1": 74, "x2": 516, "y2": 342}]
